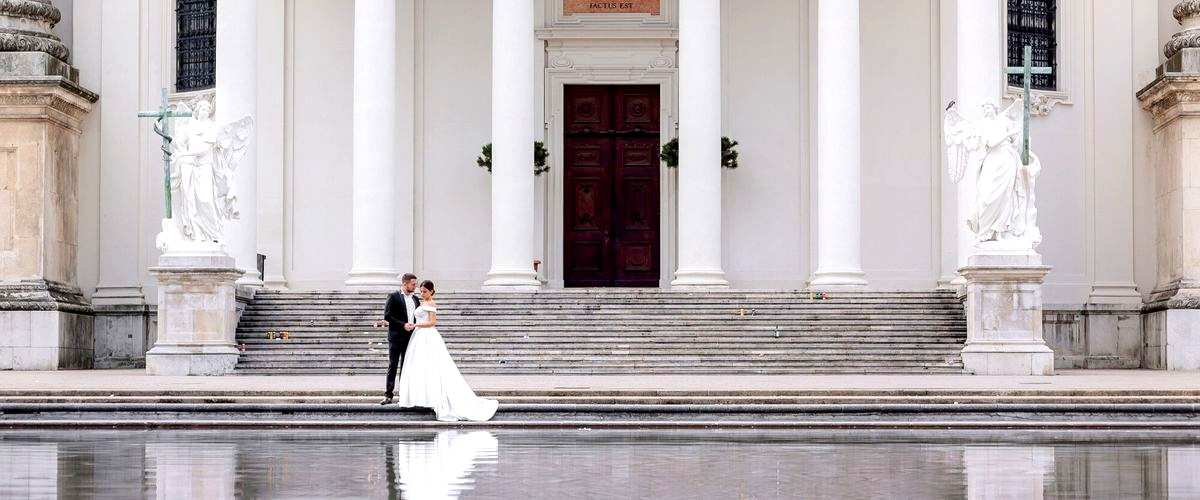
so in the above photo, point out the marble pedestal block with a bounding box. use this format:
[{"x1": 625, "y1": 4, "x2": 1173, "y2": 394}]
[
  {"x1": 1137, "y1": 64, "x2": 1200, "y2": 370},
  {"x1": 959, "y1": 253, "x2": 1055, "y2": 375},
  {"x1": 145, "y1": 251, "x2": 242, "y2": 375},
  {"x1": 0, "y1": 55, "x2": 98, "y2": 370}
]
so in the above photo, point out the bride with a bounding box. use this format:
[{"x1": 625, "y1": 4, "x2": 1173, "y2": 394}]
[{"x1": 394, "y1": 280, "x2": 499, "y2": 422}]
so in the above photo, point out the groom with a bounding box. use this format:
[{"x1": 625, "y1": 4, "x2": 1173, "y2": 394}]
[{"x1": 374, "y1": 273, "x2": 420, "y2": 405}]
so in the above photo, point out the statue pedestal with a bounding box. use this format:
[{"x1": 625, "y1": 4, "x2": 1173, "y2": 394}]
[
  {"x1": 0, "y1": 59, "x2": 98, "y2": 370},
  {"x1": 145, "y1": 248, "x2": 242, "y2": 375},
  {"x1": 959, "y1": 252, "x2": 1055, "y2": 375}
]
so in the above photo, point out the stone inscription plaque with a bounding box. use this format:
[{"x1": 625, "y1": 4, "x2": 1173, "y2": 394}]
[{"x1": 563, "y1": 0, "x2": 660, "y2": 15}]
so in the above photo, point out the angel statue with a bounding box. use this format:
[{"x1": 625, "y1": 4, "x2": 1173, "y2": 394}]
[
  {"x1": 944, "y1": 99, "x2": 1042, "y2": 252},
  {"x1": 155, "y1": 97, "x2": 254, "y2": 252}
]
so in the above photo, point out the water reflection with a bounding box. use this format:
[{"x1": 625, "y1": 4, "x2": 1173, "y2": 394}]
[
  {"x1": 0, "y1": 430, "x2": 1197, "y2": 499},
  {"x1": 390, "y1": 431, "x2": 498, "y2": 499}
]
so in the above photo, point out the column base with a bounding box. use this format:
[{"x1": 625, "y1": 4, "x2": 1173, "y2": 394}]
[
  {"x1": 0, "y1": 280, "x2": 94, "y2": 370},
  {"x1": 1143, "y1": 281, "x2": 1200, "y2": 370},
  {"x1": 1088, "y1": 283, "x2": 1142, "y2": 304},
  {"x1": 345, "y1": 268, "x2": 403, "y2": 290},
  {"x1": 807, "y1": 269, "x2": 868, "y2": 289},
  {"x1": 482, "y1": 268, "x2": 541, "y2": 292},
  {"x1": 671, "y1": 268, "x2": 729, "y2": 290},
  {"x1": 236, "y1": 272, "x2": 265, "y2": 289}
]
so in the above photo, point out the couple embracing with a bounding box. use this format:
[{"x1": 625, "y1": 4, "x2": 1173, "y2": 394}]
[{"x1": 375, "y1": 273, "x2": 498, "y2": 422}]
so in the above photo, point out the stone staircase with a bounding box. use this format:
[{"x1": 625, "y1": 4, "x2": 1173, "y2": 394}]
[{"x1": 233, "y1": 290, "x2": 967, "y2": 375}]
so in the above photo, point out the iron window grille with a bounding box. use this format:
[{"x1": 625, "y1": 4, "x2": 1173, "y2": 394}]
[
  {"x1": 176, "y1": 0, "x2": 216, "y2": 92},
  {"x1": 1007, "y1": 0, "x2": 1057, "y2": 91}
]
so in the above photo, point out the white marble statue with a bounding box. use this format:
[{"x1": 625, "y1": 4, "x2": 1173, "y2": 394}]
[
  {"x1": 155, "y1": 97, "x2": 254, "y2": 252},
  {"x1": 944, "y1": 100, "x2": 1042, "y2": 252}
]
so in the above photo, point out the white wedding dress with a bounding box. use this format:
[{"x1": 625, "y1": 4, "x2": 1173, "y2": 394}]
[{"x1": 394, "y1": 304, "x2": 499, "y2": 421}]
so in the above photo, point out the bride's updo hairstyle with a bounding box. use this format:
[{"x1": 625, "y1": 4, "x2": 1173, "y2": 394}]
[{"x1": 421, "y1": 280, "x2": 435, "y2": 294}]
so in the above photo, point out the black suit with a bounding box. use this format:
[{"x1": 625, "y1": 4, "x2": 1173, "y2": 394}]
[{"x1": 383, "y1": 291, "x2": 420, "y2": 398}]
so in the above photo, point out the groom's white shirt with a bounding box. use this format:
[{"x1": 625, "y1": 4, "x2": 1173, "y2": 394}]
[{"x1": 403, "y1": 292, "x2": 416, "y2": 324}]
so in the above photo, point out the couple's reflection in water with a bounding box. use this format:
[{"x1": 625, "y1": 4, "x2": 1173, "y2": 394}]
[{"x1": 383, "y1": 430, "x2": 499, "y2": 499}]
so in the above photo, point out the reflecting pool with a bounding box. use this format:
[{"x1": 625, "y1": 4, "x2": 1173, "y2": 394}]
[{"x1": 0, "y1": 429, "x2": 1198, "y2": 499}]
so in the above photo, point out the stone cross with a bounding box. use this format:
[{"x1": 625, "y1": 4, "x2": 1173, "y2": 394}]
[
  {"x1": 1005, "y1": 45, "x2": 1053, "y2": 165},
  {"x1": 137, "y1": 88, "x2": 192, "y2": 218}
]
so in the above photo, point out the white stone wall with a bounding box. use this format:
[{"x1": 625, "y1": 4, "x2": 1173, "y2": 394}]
[
  {"x1": 69, "y1": 0, "x2": 1167, "y2": 304},
  {"x1": 720, "y1": 0, "x2": 807, "y2": 288},
  {"x1": 286, "y1": 0, "x2": 355, "y2": 289}
]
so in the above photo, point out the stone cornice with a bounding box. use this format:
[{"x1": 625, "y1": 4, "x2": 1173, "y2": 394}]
[{"x1": 1135, "y1": 75, "x2": 1200, "y2": 128}]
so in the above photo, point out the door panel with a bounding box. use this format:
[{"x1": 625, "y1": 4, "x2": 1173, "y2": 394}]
[
  {"x1": 563, "y1": 85, "x2": 660, "y2": 287},
  {"x1": 613, "y1": 138, "x2": 660, "y2": 286}
]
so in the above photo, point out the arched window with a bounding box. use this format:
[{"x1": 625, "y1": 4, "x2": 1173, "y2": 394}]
[
  {"x1": 1007, "y1": 0, "x2": 1056, "y2": 91},
  {"x1": 176, "y1": 0, "x2": 217, "y2": 92}
]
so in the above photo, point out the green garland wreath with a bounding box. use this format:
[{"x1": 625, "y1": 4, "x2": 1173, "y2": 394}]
[
  {"x1": 477, "y1": 141, "x2": 550, "y2": 176},
  {"x1": 659, "y1": 137, "x2": 740, "y2": 169}
]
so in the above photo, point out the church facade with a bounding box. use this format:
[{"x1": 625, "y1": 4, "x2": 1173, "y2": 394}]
[{"x1": 3, "y1": 0, "x2": 1198, "y2": 370}]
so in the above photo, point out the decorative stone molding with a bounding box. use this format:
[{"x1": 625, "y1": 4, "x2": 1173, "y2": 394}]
[
  {"x1": 1166, "y1": 1, "x2": 1200, "y2": 58},
  {"x1": 0, "y1": 0, "x2": 60, "y2": 25},
  {"x1": 1136, "y1": 75, "x2": 1200, "y2": 127},
  {"x1": 0, "y1": 279, "x2": 91, "y2": 314},
  {"x1": 543, "y1": 38, "x2": 677, "y2": 74},
  {"x1": 1004, "y1": 88, "x2": 1068, "y2": 116},
  {"x1": 0, "y1": 0, "x2": 68, "y2": 62},
  {"x1": 1145, "y1": 279, "x2": 1200, "y2": 311}
]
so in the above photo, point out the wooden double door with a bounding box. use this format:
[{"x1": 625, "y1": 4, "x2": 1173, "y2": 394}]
[{"x1": 563, "y1": 85, "x2": 661, "y2": 288}]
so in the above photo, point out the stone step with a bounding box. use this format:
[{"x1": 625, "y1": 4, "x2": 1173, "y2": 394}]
[
  {"x1": 238, "y1": 321, "x2": 969, "y2": 328},
  {"x1": 232, "y1": 361, "x2": 964, "y2": 370},
  {"x1": 231, "y1": 364, "x2": 964, "y2": 371},
  {"x1": 237, "y1": 340, "x2": 964, "y2": 348},
  {"x1": 244, "y1": 300, "x2": 962, "y2": 307},
  {"x1": 237, "y1": 348, "x2": 963, "y2": 357},
  {"x1": 252, "y1": 290, "x2": 957, "y2": 297},
  {"x1": 235, "y1": 290, "x2": 966, "y2": 375}
]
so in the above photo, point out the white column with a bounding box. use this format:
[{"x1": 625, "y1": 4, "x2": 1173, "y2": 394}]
[
  {"x1": 482, "y1": 0, "x2": 540, "y2": 291},
  {"x1": 216, "y1": 0, "x2": 260, "y2": 286},
  {"x1": 953, "y1": 0, "x2": 1004, "y2": 277},
  {"x1": 345, "y1": 0, "x2": 402, "y2": 288},
  {"x1": 671, "y1": 0, "x2": 729, "y2": 289},
  {"x1": 809, "y1": 0, "x2": 866, "y2": 288},
  {"x1": 258, "y1": 0, "x2": 288, "y2": 289}
]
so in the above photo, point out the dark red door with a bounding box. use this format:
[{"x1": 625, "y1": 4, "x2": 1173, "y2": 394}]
[{"x1": 563, "y1": 85, "x2": 661, "y2": 287}]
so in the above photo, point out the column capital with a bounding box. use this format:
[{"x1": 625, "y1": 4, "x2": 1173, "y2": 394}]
[{"x1": 1166, "y1": 1, "x2": 1200, "y2": 58}]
